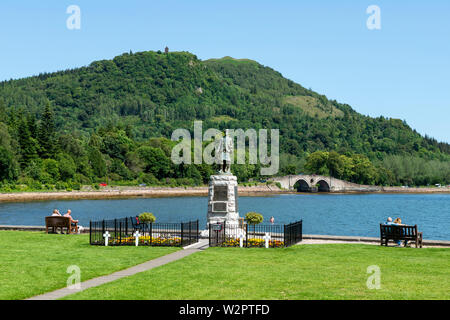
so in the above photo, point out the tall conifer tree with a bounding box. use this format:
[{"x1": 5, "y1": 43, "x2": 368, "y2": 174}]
[
  {"x1": 37, "y1": 103, "x2": 56, "y2": 158},
  {"x1": 18, "y1": 118, "x2": 38, "y2": 168}
]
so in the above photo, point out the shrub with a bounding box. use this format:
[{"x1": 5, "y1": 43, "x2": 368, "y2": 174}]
[
  {"x1": 56, "y1": 153, "x2": 76, "y2": 181},
  {"x1": 71, "y1": 182, "x2": 81, "y2": 190},
  {"x1": 176, "y1": 177, "x2": 194, "y2": 186},
  {"x1": 27, "y1": 179, "x2": 43, "y2": 190},
  {"x1": 2, "y1": 185, "x2": 12, "y2": 193},
  {"x1": 245, "y1": 212, "x2": 263, "y2": 225},
  {"x1": 163, "y1": 178, "x2": 176, "y2": 186},
  {"x1": 55, "y1": 181, "x2": 66, "y2": 190},
  {"x1": 108, "y1": 173, "x2": 121, "y2": 181},
  {"x1": 74, "y1": 173, "x2": 91, "y2": 184},
  {"x1": 24, "y1": 160, "x2": 43, "y2": 181},
  {"x1": 39, "y1": 172, "x2": 53, "y2": 184},
  {"x1": 42, "y1": 159, "x2": 60, "y2": 182},
  {"x1": 139, "y1": 212, "x2": 156, "y2": 224},
  {"x1": 138, "y1": 173, "x2": 159, "y2": 185}
]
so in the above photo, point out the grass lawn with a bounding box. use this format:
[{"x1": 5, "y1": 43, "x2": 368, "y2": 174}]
[
  {"x1": 64, "y1": 244, "x2": 450, "y2": 300},
  {"x1": 0, "y1": 231, "x2": 179, "y2": 300}
]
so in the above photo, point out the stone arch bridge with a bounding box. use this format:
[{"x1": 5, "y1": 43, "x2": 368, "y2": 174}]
[{"x1": 270, "y1": 175, "x2": 381, "y2": 193}]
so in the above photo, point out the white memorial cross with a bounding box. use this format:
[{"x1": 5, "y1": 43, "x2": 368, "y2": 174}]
[
  {"x1": 103, "y1": 231, "x2": 110, "y2": 246},
  {"x1": 238, "y1": 230, "x2": 245, "y2": 248},
  {"x1": 263, "y1": 233, "x2": 271, "y2": 249},
  {"x1": 133, "y1": 231, "x2": 141, "y2": 247}
]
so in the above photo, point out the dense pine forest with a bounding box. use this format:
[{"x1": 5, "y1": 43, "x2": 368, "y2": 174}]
[{"x1": 0, "y1": 50, "x2": 449, "y2": 191}]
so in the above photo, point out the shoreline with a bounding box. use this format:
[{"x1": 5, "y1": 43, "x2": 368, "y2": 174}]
[
  {"x1": 0, "y1": 186, "x2": 282, "y2": 203},
  {"x1": 0, "y1": 185, "x2": 449, "y2": 203},
  {"x1": 1, "y1": 225, "x2": 449, "y2": 247}
]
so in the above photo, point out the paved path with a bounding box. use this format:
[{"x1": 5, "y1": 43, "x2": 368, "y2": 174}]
[
  {"x1": 183, "y1": 238, "x2": 209, "y2": 250},
  {"x1": 26, "y1": 248, "x2": 202, "y2": 300}
]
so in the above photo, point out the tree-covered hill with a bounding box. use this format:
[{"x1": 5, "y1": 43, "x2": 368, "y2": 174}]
[{"x1": 0, "y1": 50, "x2": 449, "y2": 188}]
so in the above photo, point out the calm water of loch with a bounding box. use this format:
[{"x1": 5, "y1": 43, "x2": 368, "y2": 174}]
[{"x1": 0, "y1": 193, "x2": 448, "y2": 240}]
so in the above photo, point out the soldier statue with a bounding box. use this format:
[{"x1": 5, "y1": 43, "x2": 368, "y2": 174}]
[{"x1": 215, "y1": 130, "x2": 233, "y2": 174}]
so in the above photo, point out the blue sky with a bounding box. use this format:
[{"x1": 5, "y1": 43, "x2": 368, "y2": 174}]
[{"x1": 1, "y1": 0, "x2": 449, "y2": 142}]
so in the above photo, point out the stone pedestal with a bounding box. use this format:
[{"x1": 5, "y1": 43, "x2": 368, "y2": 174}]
[{"x1": 207, "y1": 174, "x2": 239, "y2": 227}]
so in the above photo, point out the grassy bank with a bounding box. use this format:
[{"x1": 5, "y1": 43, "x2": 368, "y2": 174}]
[
  {"x1": 0, "y1": 231, "x2": 178, "y2": 300},
  {"x1": 64, "y1": 245, "x2": 450, "y2": 300}
]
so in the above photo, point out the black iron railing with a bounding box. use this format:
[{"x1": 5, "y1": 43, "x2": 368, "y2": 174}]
[
  {"x1": 90, "y1": 217, "x2": 199, "y2": 247},
  {"x1": 209, "y1": 220, "x2": 302, "y2": 248},
  {"x1": 284, "y1": 220, "x2": 303, "y2": 247}
]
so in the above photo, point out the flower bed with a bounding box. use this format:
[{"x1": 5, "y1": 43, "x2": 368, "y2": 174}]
[
  {"x1": 221, "y1": 237, "x2": 285, "y2": 248},
  {"x1": 115, "y1": 236, "x2": 181, "y2": 246},
  {"x1": 89, "y1": 218, "x2": 199, "y2": 247}
]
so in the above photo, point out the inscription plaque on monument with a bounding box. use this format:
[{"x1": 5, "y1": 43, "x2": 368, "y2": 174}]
[
  {"x1": 213, "y1": 186, "x2": 228, "y2": 201},
  {"x1": 206, "y1": 174, "x2": 239, "y2": 229},
  {"x1": 213, "y1": 202, "x2": 227, "y2": 212}
]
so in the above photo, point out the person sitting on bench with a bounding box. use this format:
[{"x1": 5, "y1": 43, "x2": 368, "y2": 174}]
[
  {"x1": 394, "y1": 218, "x2": 409, "y2": 246},
  {"x1": 64, "y1": 209, "x2": 79, "y2": 233},
  {"x1": 385, "y1": 217, "x2": 397, "y2": 226},
  {"x1": 385, "y1": 217, "x2": 401, "y2": 246},
  {"x1": 52, "y1": 209, "x2": 61, "y2": 216}
]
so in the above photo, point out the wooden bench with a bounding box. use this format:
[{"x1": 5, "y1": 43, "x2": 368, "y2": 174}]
[
  {"x1": 380, "y1": 224, "x2": 423, "y2": 248},
  {"x1": 131, "y1": 216, "x2": 146, "y2": 232},
  {"x1": 45, "y1": 216, "x2": 76, "y2": 234}
]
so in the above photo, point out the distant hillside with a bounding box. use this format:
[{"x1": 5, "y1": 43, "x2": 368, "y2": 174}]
[
  {"x1": 1, "y1": 50, "x2": 448, "y2": 159},
  {"x1": 0, "y1": 50, "x2": 449, "y2": 188}
]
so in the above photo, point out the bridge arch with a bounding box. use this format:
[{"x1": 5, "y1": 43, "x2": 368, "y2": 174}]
[
  {"x1": 316, "y1": 180, "x2": 330, "y2": 192},
  {"x1": 293, "y1": 179, "x2": 310, "y2": 192},
  {"x1": 271, "y1": 174, "x2": 381, "y2": 193}
]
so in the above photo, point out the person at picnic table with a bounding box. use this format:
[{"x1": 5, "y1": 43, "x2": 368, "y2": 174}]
[
  {"x1": 385, "y1": 217, "x2": 402, "y2": 246},
  {"x1": 64, "y1": 209, "x2": 79, "y2": 232},
  {"x1": 51, "y1": 209, "x2": 61, "y2": 216}
]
